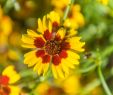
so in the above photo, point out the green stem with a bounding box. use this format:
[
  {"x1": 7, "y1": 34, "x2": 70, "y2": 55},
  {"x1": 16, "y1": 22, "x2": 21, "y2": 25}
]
[
  {"x1": 81, "y1": 67, "x2": 113, "y2": 95},
  {"x1": 79, "y1": 64, "x2": 97, "y2": 73},
  {"x1": 98, "y1": 66, "x2": 112, "y2": 95},
  {"x1": 62, "y1": 0, "x2": 75, "y2": 21}
]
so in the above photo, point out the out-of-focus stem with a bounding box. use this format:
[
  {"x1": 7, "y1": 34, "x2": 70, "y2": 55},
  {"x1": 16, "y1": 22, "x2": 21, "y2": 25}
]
[
  {"x1": 62, "y1": 0, "x2": 75, "y2": 21},
  {"x1": 79, "y1": 64, "x2": 97, "y2": 73},
  {"x1": 98, "y1": 66, "x2": 112, "y2": 95},
  {"x1": 80, "y1": 67, "x2": 113, "y2": 95}
]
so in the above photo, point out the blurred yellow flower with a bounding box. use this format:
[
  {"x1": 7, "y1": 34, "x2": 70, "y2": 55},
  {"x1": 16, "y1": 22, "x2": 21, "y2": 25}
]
[
  {"x1": 0, "y1": 6, "x2": 12, "y2": 48},
  {"x1": 51, "y1": 0, "x2": 69, "y2": 10},
  {"x1": 62, "y1": 75, "x2": 81, "y2": 95},
  {"x1": 21, "y1": 11, "x2": 85, "y2": 79},
  {"x1": 7, "y1": 49, "x2": 20, "y2": 61},
  {"x1": 51, "y1": 0, "x2": 85, "y2": 29},
  {"x1": 35, "y1": 74, "x2": 81, "y2": 95},
  {"x1": 0, "y1": 65, "x2": 21, "y2": 95},
  {"x1": 98, "y1": 0, "x2": 109, "y2": 5},
  {"x1": 64, "y1": 4, "x2": 85, "y2": 29}
]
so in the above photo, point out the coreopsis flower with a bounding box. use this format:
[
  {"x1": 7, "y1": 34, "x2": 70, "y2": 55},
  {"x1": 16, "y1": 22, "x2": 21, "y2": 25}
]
[
  {"x1": 51, "y1": 0, "x2": 85, "y2": 29},
  {"x1": 21, "y1": 11, "x2": 85, "y2": 78},
  {"x1": 0, "y1": 65, "x2": 21, "y2": 95}
]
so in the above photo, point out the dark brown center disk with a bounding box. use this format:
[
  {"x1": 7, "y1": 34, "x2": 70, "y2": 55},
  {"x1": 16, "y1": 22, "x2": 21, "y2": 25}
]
[{"x1": 45, "y1": 40, "x2": 61, "y2": 55}]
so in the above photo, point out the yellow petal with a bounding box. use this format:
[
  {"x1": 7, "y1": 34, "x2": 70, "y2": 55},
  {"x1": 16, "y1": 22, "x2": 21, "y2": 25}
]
[
  {"x1": 42, "y1": 16, "x2": 47, "y2": 31},
  {"x1": 33, "y1": 60, "x2": 43, "y2": 75},
  {"x1": 67, "y1": 37, "x2": 85, "y2": 52},
  {"x1": 24, "y1": 50, "x2": 42, "y2": 67},
  {"x1": 47, "y1": 11, "x2": 60, "y2": 24},
  {"x1": 27, "y1": 29, "x2": 41, "y2": 37},
  {"x1": 56, "y1": 28, "x2": 66, "y2": 39},
  {"x1": 61, "y1": 62, "x2": 69, "y2": 75},
  {"x1": 67, "y1": 29, "x2": 78, "y2": 37},
  {"x1": 56, "y1": 65, "x2": 65, "y2": 79},
  {"x1": 62, "y1": 59, "x2": 75, "y2": 69},
  {"x1": 67, "y1": 50, "x2": 80, "y2": 59},
  {"x1": 21, "y1": 43, "x2": 36, "y2": 48},
  {"x1": 48, "y1": 21, "x2": 52, "y2": 33},
  {"x1": 21, "y1": 34, "x2": 34, "y2": 44},
  {"x1": 9, "y1": 86, "x2": 20, "y2": 95},
  {"x1": 37, "y1": 18, "x2": 43, "y2": 34},
  {"x1": 43, "y1": 64, "x2": 49, "y2": 76},
  {"x1": 52, "y1": 64, "x2": 58, "y2": 78}
]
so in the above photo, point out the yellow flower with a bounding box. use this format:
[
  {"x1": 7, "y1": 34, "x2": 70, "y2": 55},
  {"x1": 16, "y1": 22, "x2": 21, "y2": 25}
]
[
  {"x1": 35, "y1": 74, "x2": 81, "y2": 95},
  {"x1": 64, "y1": 4, "x2": 85, "y2": 29},
  {"x1": 51, "y1": 0, "x2": 69, "y2": 10},
  {"x1": 51, "y1": 0, "x2": 85, "y2": 29},
  {"x1": 0, "y1": 6, "x2": 12, "y2": 48},
  {"x1": 62, "y1": 75, "x2": 81, "y2": 95},
  {"x1": 7, "y1": 49, "x2": 20, "y2": 61},
  {"x1": 98, "y1": 0, "x2": 109, "y2": 5},
  {"x1": 21, "y1": 11, "x2": 85, "y2": 78},
  {"x1": 0, "y1": 65, "x2": 21, "y2": 95}
]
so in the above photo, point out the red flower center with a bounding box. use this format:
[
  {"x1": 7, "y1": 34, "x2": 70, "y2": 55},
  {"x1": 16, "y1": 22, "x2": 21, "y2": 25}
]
[
  {"x1": 45, "y1": 40, "x2": 61, "y2": 55},
  {"x1": 45, "y1": 87, "x2": 64, "y2": 95},
  {"x1": 0, "y1": 85, "x2": 11, "y2": 95}
]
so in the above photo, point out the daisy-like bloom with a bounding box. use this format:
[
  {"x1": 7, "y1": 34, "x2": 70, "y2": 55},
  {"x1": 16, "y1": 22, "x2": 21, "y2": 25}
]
[
  {"x1": 0, "y1": 65, "x2": 21, "y2": 95},
  {"x1": 22, "y1": 11, "x2": 85, "y2": 78},
  {"x1": 51, "y1": 0, "x2": 85, "y2": 29}
]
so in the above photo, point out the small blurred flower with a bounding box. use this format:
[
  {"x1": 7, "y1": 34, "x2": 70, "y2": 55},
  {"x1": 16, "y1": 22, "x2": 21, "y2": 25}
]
[
  {"x1": 51, "y1": 0, "x2": 85, "y2": 29},
  {"x1": 0, "y1": 65, "x2": 21, "y2": 95},
  {"x1": 35, "y1": 74, "x2": 81, "y2": 95},
  {"x1": 98, "y1": 0, "x2": 109, "y2": 5},
  {"x1": 7, "y1": 49, "x2": 20, "y2": 61},
  {"x1": 64, "y1": 4, "x2": 85, "y2": 29},
  {"x1": 13, "y1": 0, "x2": 37, "y2": 19},
  {"x1": 51, "y1": 0, "x2": 69, "y2": 10},
  {"x1": 0, "y1": 6, "x2": 12, "y2": 50},
  {"x1": 62, "y1": 75, "x2": 81, "y2": 95},
  {"x1": 22, "y1": 11, "x2": 85, "y2": 78},
  {"x1": 91, "y1": 86, "x2": 104, "y2": 95}
]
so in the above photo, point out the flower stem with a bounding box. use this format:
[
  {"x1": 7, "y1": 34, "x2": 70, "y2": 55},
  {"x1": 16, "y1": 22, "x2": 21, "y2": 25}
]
[
  {"x1": 81, "y1": 67, "x2": 113, "y2": 95},
  {"x1": 98, "y1": 66, "x2": 112, "y2": 95},
  {"x1": 79, "y1": 64, "x2": 97, "y2": 73},
  {"x1": 62, "y1": 0, "x2": 75, "y2": 21}
]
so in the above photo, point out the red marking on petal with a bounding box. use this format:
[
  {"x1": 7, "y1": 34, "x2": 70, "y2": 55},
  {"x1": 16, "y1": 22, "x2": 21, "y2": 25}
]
[
  {"x1": 42, "y1": 55, "x2": 51, "y2": 63},
  {"x1": 59, "y1": 50, "x2": 67, "y2": 58},
  {"x1": 34, "y1": 37, "x2": 45, "y2": 48},
  {"x1": 61, "y1": 42, "x2": 70, "y2": 50},
  {"x1": 52, "y1": 21, "x2": 59, "y2": 27},
  {"x1": 44, "y1": 30, "x2": 52, "y2": 40},
  {"x1": 0, "y1": 76, "x2": 9, "y2": 85},
  {"x1": 36, "y1": 50, "x2": 45, "y2": 57},
  {"x1": 52, "y1": 22, "x2": 59, "y2": 33},
  {"x1": 55, "y1": 35, "x2": 61, "y2": 41},
  {"x1": 52, "y1": 55, "x2": 61, "y2": 65}
]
